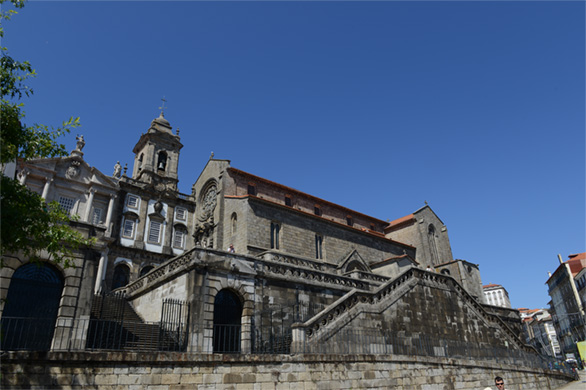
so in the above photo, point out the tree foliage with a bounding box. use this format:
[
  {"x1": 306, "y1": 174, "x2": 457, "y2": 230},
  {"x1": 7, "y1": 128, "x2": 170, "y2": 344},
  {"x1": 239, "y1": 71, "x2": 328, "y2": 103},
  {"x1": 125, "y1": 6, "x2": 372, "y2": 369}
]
[{"x1": 1, "y1": 0, "x2": 90, "y2": 266}]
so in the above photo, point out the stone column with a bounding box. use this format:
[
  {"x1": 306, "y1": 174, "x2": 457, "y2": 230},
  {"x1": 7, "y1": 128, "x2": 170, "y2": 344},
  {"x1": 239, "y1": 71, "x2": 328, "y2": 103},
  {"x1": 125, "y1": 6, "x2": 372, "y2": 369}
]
[
  {"x1": 84, "y1": 188, "x2": 96, "y2": 223},
  {"x1": 104, "y1": 194, "x2": 116, "y2": 235},
  {"x1": 94, "y1": 250, "x2": 109, "y2": 294},
  {"x1": 41, "y1": 177, "x2": 54, "y2": 200},
  {"x1": 163, "y1": 205, "x2": 174, "y2": 254},
  {"x1": 291, "y1": 324, "x2": 306, "y2": 354}
]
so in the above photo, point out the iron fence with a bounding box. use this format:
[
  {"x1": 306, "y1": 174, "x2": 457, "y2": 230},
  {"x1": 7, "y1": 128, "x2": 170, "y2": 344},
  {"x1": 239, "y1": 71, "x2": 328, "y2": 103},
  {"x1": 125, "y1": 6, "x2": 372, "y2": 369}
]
[
  {"x1": 295, "y1": 328, "x2": 576, "y2": 376},
  {"x1": 1, "y1": 317, "x2": 188, "y2": 352},
  {"x1": 0, "y1": 316, "x2": 577, "y2": 378},
  {"x1": 0, "y1": 317, "x2": 56, "y2": 351}
]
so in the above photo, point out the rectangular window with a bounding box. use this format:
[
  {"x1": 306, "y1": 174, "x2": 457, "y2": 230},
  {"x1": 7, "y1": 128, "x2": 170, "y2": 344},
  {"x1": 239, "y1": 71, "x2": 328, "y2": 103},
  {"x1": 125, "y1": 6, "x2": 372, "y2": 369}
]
[
  {"x1": 173, "y1": 229, "x2": 185, "y2": 248},
  {"x1": 346, "y1": 216, "x2": 353, "y2": 226},
  {"x1": 314, "y1": 205, "x2": 321, "y2": 216},
  {"x1": 315, "y1": 235, "x2": 323, "y2": 260},
  {"x1": 92, "y1": 208, "x2": 103, "y2": 225},
  {"x1": 148, "y1": 220, "x2": 162, "y2": 244},
  {"x1": 126, "y1": 195, "x2": 139, "y2": 209},
  {"x1": 270, "y1": 222, "x2": 280, "y2": 250},
  {"x1": 58, "y1": 196, "x2": 75, "y2": 215},
  {"x1": 247, "y1": 183, "x2": 257, "y2": 196},
  {"x1": 122, "y1": 219, "x2": 135, "y2": 238},
  {"x1": 175, "y1": 207, "x2": 187, "y2": 221},
  {"x1": 285, "y1": 195, "x2": 292, "y2": 207}
]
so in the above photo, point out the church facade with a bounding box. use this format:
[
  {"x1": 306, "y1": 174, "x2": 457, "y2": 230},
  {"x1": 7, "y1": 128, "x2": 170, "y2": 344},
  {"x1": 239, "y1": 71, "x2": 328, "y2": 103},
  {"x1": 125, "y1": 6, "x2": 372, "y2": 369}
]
[{"x1": 1, "y1": 111, "x2": 526, "y2": 358}]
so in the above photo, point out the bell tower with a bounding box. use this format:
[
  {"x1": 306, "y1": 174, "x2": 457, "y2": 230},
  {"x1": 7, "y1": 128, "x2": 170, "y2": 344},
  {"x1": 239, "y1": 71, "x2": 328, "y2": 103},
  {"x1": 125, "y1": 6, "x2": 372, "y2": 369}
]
[{"x1": 131, "y1": 107, "x2": 183, "y2": 192}]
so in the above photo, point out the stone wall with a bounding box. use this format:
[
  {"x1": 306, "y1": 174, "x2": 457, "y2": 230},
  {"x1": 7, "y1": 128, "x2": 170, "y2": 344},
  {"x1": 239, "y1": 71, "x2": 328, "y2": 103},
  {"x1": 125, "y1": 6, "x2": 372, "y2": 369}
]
[
  {"x1": 246, "y1": 199, "x2": 413, "y2": 269},
  {"x1": 1, "y1": 351, "x2": 574, "y2": 390}
]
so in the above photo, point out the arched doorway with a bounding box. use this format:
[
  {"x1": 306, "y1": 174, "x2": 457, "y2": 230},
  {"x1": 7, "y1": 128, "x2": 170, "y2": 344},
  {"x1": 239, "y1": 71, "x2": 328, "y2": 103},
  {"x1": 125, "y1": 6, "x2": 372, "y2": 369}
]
[
  {"x1": 1, "y1": 262, "x2": 64, "y2": 350},
  {"x1": 213, "y1": 289, "x2": 242, "y2": 353},
  {"x1": 112, "y1": 263, "x2": 130, "y2": 290}
]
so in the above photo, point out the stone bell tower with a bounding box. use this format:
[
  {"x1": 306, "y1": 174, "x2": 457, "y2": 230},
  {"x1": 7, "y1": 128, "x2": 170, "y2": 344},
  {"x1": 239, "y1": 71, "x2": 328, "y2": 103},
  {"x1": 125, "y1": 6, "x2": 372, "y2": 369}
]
[{"x1": 131, "y1": 108, "x2": 183, "y2": 192}]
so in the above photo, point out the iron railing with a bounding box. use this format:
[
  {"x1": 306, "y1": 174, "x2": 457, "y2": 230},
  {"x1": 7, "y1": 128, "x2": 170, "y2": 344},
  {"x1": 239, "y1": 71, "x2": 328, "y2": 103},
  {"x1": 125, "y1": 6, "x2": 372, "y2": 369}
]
[
  {"x1": 1, "y1": 317, "x2": 188, "y2": 352},
  {"x1": 0, "y1": 316, "x2": 577, "y2": 378},
  {"x1": 0, "y1": 317, "x2": 56, "y2": 351}
]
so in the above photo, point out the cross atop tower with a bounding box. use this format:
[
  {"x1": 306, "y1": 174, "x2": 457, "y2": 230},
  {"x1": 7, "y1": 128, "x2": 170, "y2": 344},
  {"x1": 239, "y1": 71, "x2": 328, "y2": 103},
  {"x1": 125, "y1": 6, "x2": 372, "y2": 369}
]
[{"x1": 159, "y1": 97, "x2": 168, "y2": 116}]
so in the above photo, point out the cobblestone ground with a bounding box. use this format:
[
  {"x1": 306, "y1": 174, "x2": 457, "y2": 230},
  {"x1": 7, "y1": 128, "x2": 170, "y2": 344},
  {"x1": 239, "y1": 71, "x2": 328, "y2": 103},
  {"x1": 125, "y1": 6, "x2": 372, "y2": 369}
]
[{"x1": 555, "y1": 369, "x2": 586, "y2": 390}]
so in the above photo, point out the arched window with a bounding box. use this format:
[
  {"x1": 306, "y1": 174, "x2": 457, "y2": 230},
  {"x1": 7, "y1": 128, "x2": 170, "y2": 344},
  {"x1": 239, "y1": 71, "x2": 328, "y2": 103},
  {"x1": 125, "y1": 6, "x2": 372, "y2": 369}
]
[
  {"x1": 139, "y1": 265, "x2": 155, "y2": 278},
  {"x1": 346, "y1": 260, "x2": 366, "y2": 273},
  {"x1": 213, "y1": 289, "x2": 242, "y2": 353},
  {"x1": 157, "y1": 151, "x2": 167, "y2": 171},
  {"x1": 270, "y1": 222, "x2": 280, "y2": 250},
  {"x1": 427, "y1": 224, "x2": 440, "y2": 265},
  {"x1": 112, "y1": 263, "x2": 130, "y2": 290},
  {"x1": 231, "y1": 213, "x2": 238, "y2": 235},
  {"x1": 1, "y1": 262, "x2": 64, "y2": 350}
]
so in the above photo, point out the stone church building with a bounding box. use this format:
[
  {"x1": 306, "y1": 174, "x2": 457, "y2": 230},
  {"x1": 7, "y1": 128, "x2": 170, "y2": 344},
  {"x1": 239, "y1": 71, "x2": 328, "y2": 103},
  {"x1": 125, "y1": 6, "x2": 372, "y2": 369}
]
[{"x1": 1, "y1": 111, "x2": 526, "y2": 359}]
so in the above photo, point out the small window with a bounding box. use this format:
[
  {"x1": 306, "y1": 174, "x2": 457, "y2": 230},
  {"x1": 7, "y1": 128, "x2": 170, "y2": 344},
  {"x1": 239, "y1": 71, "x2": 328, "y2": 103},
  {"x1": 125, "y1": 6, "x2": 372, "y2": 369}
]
[
  {"x1": 173, "y1": 229, "x2": 185, "y2": 248},
  {"x1": 148, "y1": 220, "x2": 162, "y2": 244},
  {"x1": 247, "y1": 183, "x2": 257, "y2": 196},
  {"x1": 58, "y1": 196, "x2": 75, "y2": 215},
  {"x1": 92, "y1": 208, "x2": 103, "y2": 225},
  {"x1": 122, "y1": 219, "x2": 135, "y2": 238},
  {"x1": 175, "y1": 207, "x2": 187, "y2": 221},
  {"x1": 127, "y1": 195, "x2": 139, "y2": 209},
  {"x1": 285, "y1": 195, "x2": 292, "y2": 207},
  {"x1": 346, "y1": 216, "x2": 353, "y2": 226},
  {"x1": 314, "y1": 205, "x2": 322, "y2": 216},
  {"x1": 370, "y1": 223, "x2": 376, "y2": 231},
  {"x1": 315, "y1": 234, "x2": 323, "y2": 260},
  {"x1": 270, "y1": 222, "x2": 280, "y2": 250},
  {"x1": 231, "y1": 213, "x2": 238, "y2": 235}
]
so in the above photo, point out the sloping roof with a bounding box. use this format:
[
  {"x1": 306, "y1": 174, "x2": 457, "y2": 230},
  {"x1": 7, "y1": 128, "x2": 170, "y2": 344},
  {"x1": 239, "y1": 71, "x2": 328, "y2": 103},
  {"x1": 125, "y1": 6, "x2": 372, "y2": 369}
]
[
  {"x1": 567, "y1": 254, "x2": 586, "y2": 277},
  {"x1": 228, "y1": 167, "x2": 390, "y2": 224},
  {"x1": 545, "y1": 252, "x2": 586, "y2": 284},
  {"x1": 388, "y1": 213, "x2": 415, "y2": 227}
]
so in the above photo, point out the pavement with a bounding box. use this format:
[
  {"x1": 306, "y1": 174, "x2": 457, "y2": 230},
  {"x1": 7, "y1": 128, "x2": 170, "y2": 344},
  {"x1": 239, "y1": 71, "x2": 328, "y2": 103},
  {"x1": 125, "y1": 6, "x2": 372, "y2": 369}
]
[{"x1": 554, "y1": 369, "x2": 586, "y2": 390}]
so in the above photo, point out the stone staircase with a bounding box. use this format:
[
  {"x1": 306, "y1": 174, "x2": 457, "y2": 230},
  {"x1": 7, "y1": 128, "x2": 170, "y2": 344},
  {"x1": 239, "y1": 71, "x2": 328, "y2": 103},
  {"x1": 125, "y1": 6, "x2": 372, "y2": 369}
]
[{"x1": 87, "y1": 294, "x2": 184, "y2": 351}]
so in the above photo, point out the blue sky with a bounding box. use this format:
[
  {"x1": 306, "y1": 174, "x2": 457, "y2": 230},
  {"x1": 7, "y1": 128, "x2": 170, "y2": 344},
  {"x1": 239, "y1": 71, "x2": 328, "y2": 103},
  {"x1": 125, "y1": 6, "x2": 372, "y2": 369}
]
[{"x1": 3, "y1": 1, "x2": 585, "y2": 310}]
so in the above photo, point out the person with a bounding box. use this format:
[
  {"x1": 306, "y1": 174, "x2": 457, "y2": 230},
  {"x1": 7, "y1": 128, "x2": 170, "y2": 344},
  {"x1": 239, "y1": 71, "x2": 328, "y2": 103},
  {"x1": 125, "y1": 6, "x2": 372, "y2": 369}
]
[
  {"x1": 495, "y1": 376, "x2": 507, "y2": 390},
  {"x1": 227, "y1": 244, "x2": 235, "y2": 253}
]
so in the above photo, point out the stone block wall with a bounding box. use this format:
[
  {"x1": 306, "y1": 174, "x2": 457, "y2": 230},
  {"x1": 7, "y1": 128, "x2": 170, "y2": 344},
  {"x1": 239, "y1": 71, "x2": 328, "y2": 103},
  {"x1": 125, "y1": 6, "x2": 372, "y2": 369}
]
[
  {"x1": 1, "y1": 351, "x2": 573, "y2": 390},
  {"x1": 246, "y1": 199, "x2": 413, "y2": 270}
]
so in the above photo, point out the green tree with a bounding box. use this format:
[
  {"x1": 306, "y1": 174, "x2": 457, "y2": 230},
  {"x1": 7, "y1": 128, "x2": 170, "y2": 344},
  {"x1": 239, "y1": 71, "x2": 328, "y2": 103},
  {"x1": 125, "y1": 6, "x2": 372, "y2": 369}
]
[{"x1": 1, "y1": 0, "x2": 89, "y2": 266}]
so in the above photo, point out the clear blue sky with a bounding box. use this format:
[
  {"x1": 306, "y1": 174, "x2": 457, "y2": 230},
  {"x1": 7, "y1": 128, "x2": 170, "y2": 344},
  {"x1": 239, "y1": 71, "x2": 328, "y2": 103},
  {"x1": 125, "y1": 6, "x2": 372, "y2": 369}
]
[{"x1": 4, "y1": 1, "x2": 585, "y2": 310}]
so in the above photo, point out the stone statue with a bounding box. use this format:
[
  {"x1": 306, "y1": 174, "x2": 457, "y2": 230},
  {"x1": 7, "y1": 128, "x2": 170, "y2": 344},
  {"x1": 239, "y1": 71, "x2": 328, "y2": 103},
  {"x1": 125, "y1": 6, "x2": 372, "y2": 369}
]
[
  {"x1": 113, "y1": 161, "x2": 122, "y2": 178},
  {"x1": 193, "y1": 217, "x2": 215, "y2": 248},
  {"x1": 75, "y1": 135, "x2": 85, "y2": 152}
]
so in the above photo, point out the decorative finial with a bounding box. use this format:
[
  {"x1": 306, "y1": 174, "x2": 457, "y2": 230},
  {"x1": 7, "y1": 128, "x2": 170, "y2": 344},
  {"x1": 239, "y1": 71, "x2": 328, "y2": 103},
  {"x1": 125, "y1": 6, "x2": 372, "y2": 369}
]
[
  {"x1": 210, "y1": 151, "x2": 214, "y2": 159},
  {"x1": 159, "y1": 96, "x2": 167, "y2": 116},
  {"x1": 123, "y1": 163, "x2": 128, "y2": 176},
  {"x1": 176, "y1": 127, "x2": 180, "y2": 136},
  {"x1": 424, "y1": 200, "x2": 428, "y2": 205}
]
